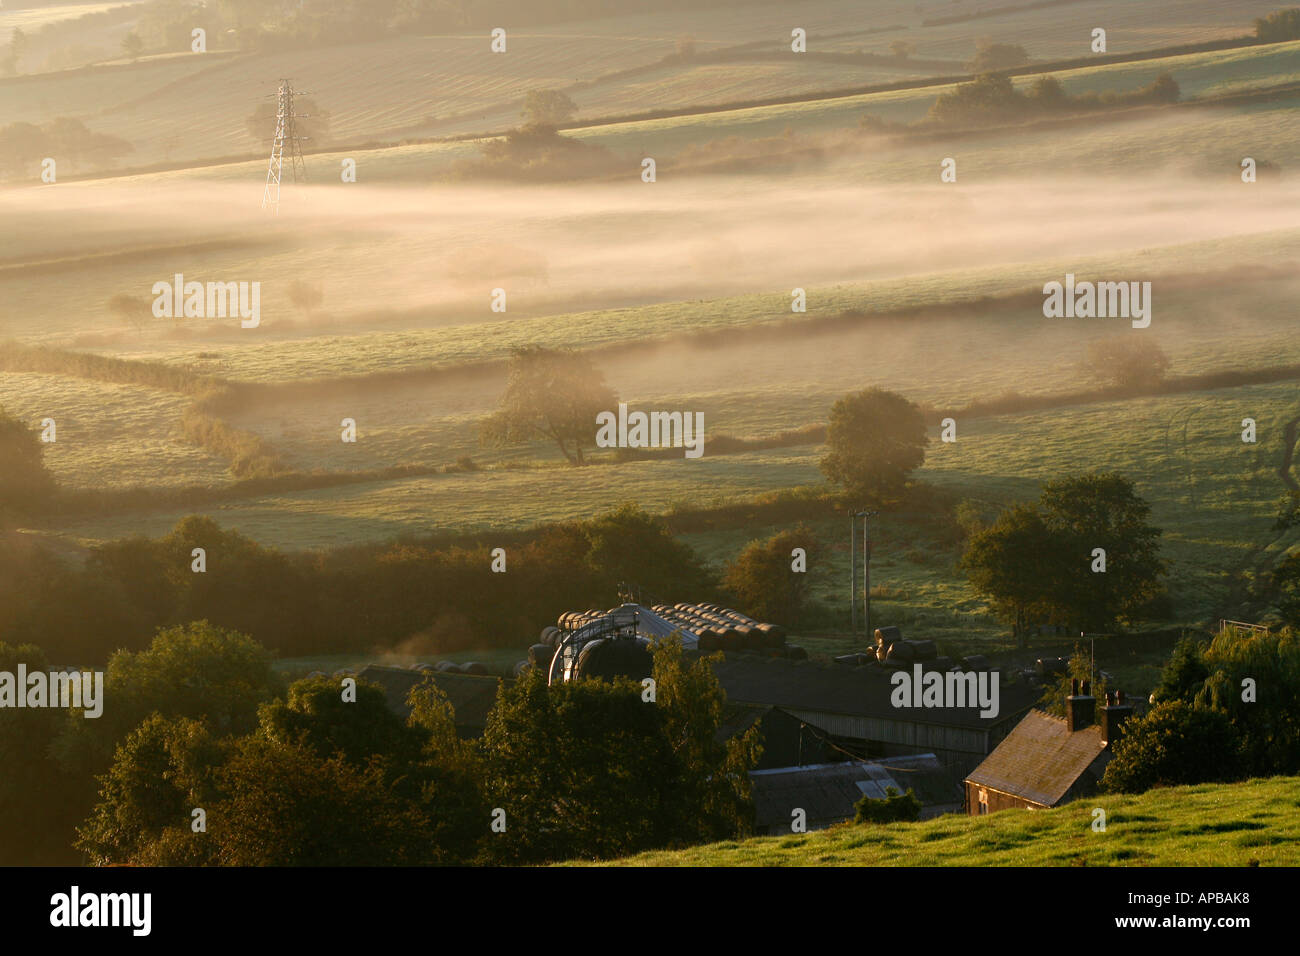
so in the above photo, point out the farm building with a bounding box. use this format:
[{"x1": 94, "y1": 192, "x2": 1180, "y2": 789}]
[
  {"x1": 535, "y1": 602, "x2": 800, "y2": 685},
  {"x1": 720, "y1": 703, "x2": 831, "y2": 769},
  {"x1": 749, "y1": 754, "x2": 963, "y2": 833},
  {"x1": 963, "y1": 683, "x2": 1135, "y2": 814},
  {"x1": 709, "y1": 654, "x2": 1039, "y2": 772}
]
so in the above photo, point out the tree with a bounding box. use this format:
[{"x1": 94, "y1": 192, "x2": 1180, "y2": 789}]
[
  {"x1": 1084, "y1": 336, "x2": 1171, "y2": 388},
  {"x1": 107, "y1": 292, "x2": 156, "y2": 331},
  {"x1": 1255, "y1": 8, "x2": 1300, "y2": 43},
  {"x1": 53, "y1": 620, "x2": 282, "y2": 788},
  {"x1": 889, "y1": 39, "x2": 916, "y2": 60},
  {"x1": 1196, "y1": 625, "x2": 1300, "y2": 776},
  {"x1": 520, "y1": 89, "x2": 578, "y2": 128},
  {"x1": 210, "y1": 737, "x2": 438, "y2": 866},
  {"x1": 583, "y1": 503, "x2": 716, "y2": 600},
  {"x1": 1101, "y1": 701, "x2": 1242, "y2": 793},
  {"x1": 961, "y1": 504, "x2": 1058, "y2": 647},
  {"x1": 1149, "y1": 635, "x2": 1210, "y2": 705},
  {"x1": 967, "y1": 37, "x2": 1029, "y2": 73},
  {"x1": 287, "y1": 279, "x2": 324, "y2": 316},
  {"x1": 257, "y1": 675, "x2": 419, "y2": 767},
  {"x1": 1273, "y1": 551, "x2": 1300, "y2": 628},
  {"x1": 75, "y1": 714, "x2": 224, "y2": 866},
  {"x1": 480, "y1": 345, "x2": 617, "y2": 465},
  {"x1": 122, "y1": 31, "x2": 145, "y2": 60},
  {"x1": 723, "y1": 525, "x2": 823, "y2": 627},
  {"x1": 479, "y1": 636, "x2": 757, "y2": 863},
  {"x1": 0, "y1": 405, "x2": 55, "y2": 524},
  {"x1": 480, "y1": 666, "x2": 682, "y2": 862},
  {"x1": 927, "y1": 71, "x2": 1022, "y2": 125},
  {"x1": 1038, "y1": 472, "x2": 1165, "y2": 632},
  {"x1": 819, "y1": 387, "x2": 927, "y2": 505},
  {"x1": 0, "y1": 641, "x2": 68, "y2": 864}
]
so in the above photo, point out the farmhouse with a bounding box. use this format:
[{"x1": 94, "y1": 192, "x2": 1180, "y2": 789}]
[{"x1": 963, "y1": 682, "x2": 1134, "y2": 814}]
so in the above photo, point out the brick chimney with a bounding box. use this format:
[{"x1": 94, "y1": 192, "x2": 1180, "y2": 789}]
[
  {"x1": 1101, "y1": 690, "x2": 1134, "y2": 749},
  {"x1": 1066, "y1": 678, "x2": 1095, "y2": 732}
]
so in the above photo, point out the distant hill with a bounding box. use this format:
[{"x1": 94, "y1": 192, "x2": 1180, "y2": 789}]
[{"x1": 575, "y1": 776, "x2": 1300, "y2": 866}]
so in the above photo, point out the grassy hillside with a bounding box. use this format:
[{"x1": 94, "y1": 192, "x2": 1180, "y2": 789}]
[{"x1": 582, "y1": 775, "x2": 1300, "y2": 866}]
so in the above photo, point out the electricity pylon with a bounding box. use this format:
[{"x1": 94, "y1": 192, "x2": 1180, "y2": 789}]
[{"x1": 261, "y1": 79, "x2": 310, "y2": 212}]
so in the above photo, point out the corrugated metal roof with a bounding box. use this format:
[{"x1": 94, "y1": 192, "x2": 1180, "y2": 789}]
[
  {"x1": 750, "y1": 754, "x2": 959, "y2": 830},
  {"x1": 709, "y1": 654, "x2": 1038, "y2": 729},
  {"x1": 964, "y1": 710, "x2": 1110, "y2": 807}
]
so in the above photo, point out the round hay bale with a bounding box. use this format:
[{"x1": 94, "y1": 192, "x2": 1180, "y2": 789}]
[
  {"x1": 887, "y1": 641, "x2": 916, "y2": 662},
  {"x1": 528, "y1": 643, "x2": 555, "y2": 667},
  {"x1": 513, "y1": 660, "x2": 531, "y2": 677},
  {"x1": 540, "y1": 625, "x2": 560, "y2": 646},
  {"x1": 461, "y1": 661, "x2": 489, "y2": 676},
  {"x1": 756, "y1": 623, "x2": 786, "y2": 647},
  {"x1": 910, "y1": 639, "x2": 938, "y2": 661},
  {"x1": 786, "y1": 645, "x2": 808, "y2": 661},
  {"x1": 696, "y1": 630, "x2": 722, "y2": 651},
  {"x1": 434, "y1": 661, "x2": 459, "y2": 673}
]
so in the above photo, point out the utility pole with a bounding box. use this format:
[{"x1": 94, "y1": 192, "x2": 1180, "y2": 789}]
[
  {"x1": 261, "y1": 78, "x2": 311, "y2": 212},
  {"x1": 849, "y1": 514, "x2": 857, "y2": 639},
  {"x1": 852, "y1": 511, "x2": 878, "y2": 643}
]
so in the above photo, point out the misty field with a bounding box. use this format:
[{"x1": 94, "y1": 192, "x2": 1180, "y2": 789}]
[{"x1": 4, "y1": 0, "x2": 1299, "y2": 664}]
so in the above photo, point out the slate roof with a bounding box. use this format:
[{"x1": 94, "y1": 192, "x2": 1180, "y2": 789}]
[
  {"x1": 964, "y1": 709, "x2": 1110, "y2": 807},
  {"x1": 708, "y1": 654, "x2": 1038, "y2": 729},
  {"x1": 357, "y1": 665, "x2": 504, "y2": 736},
  {"x1": 749, "y1": 754, "x2": 961, "y2": 830}
]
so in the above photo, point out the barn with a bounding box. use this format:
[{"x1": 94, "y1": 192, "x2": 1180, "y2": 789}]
[
  {"x1": 963, "y1": 682, "x2": 1135, "y2": 814},
  {"x1": 709, "y1": 653, "x2": 1039, "y2": 772},
  {"x1": 749, "y1": 753, "x2": 964, "y2": 833}
]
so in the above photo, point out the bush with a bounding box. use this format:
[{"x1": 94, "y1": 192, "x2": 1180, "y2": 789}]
[
  {"x1": 1084, "y1": 336, "x2": 1171, "y2": 388},
  {"x1": 1102, "y1": 701, "x2": 1243, "y2": 793},
  {"x1": 854, "y1": 786, "x2": 921, "y2": 824}
]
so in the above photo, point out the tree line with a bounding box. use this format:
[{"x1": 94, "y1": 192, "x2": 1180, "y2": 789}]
[{"x1": 2, "y1": 624, "x2": 758, "y2": 865}]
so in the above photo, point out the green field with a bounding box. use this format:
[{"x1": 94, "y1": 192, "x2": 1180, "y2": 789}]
[
  {"x1": 5, "y1": 2, "x2": 1300, "y2": 669},
  {"x1": 582, "y1": 775, "x2": 1300, "y2": 866}
]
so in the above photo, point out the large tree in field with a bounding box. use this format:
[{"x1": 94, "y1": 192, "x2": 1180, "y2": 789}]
[
  {"x1": 960, "y1": 503, "x2": 1059, "y2": 648},
  {"x1": 0, "y1": 405, "x2": 55, "y2": 524},
  {"x1": 480, "y1": 346, "x2": 617, "y2": 465},
  {"x1": 1038, "y1": 471, "x2": 1165, "y2": 632},
  {"x1": 819, "y1": 387, "x2": 927, "y2": 505},
  {"x1": 962, "y1": 472, "x2": 1164, "y2": 641}
]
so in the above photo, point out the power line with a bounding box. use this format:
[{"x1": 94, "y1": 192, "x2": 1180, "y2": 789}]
[{"x1": 261, "y1": 78, "x2": 311, "y2": 212}]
